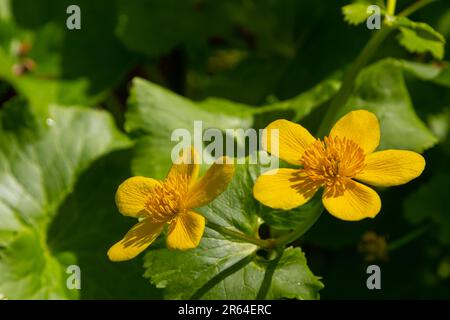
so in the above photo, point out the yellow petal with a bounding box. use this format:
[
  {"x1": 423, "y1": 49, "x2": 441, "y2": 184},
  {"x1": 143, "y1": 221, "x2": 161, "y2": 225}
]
[
  {"x1": 167, "y1": 145, "x2": 200, "y2": 186},
  {"x1": 329, "y1": 110, "x2": 380, "y2": 154},
  {"x1": 186, "y1": 157, "x2": 235, "y2": 209},
  {"x1": 262, "y1": 119, "x2": 316, "y2": 165},
  {"x1": 355, "y1": 150, "x2": 425, "y2": 187},
  {"x1": 166, "y1": 211, "x2": 205, "y2": 250},
  {"x1": 253, "y1": 168, "x2": 318, "y2": 210},
  {"x1": 115, "y1": 176, "x2": 160, "y2": 217},
  {"x1": 322, "y1": 180, "x2": 381, "y2": 221},
  {"x1": 107, "y1": 219, "x2": 165, "y2": 261}
]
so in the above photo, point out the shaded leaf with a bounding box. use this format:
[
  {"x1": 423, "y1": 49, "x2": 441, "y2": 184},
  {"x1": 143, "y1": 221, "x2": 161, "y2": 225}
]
[
  {"x1": 0, "y1": 0, "x2": 133, "y2": 110},
  {"x1": 260, "y1": 192, "x2": 323, "y2": 231},
  {"x1": 404, "y1": 173, "x2": 450, "y2": 245},
  {"x1": 126, "y1": 77, "x2": 338, "y2": 178}
]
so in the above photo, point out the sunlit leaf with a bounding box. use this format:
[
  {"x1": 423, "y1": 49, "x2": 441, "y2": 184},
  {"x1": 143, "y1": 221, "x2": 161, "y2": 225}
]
[
  {"x1": 0, "y1": 100, "x2": 160, "y2": 299},
  {"x1": 342, "y1": 2, "x2": 372, "y2": 26},
  {"x1": 125, "y1": 77, "x2": 337, "y2": 179},
  {"x1": 395, "y1": 17, "x2": 446, "y2": 60}
]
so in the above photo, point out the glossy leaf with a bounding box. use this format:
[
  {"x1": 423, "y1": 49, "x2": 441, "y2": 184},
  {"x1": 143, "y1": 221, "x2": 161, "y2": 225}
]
[
  {"x1": 395, "y1": 17, "x2": 446, "y2": 60},
  {"x1": 333, "y1": 58, "x2": 438, "y2": 152},
  {"x1": 143, "y1": 162, "x2": 323, "y2": 299},
  {"x1": 125, "y1": 77, "x2": 338, "y2": 179}
]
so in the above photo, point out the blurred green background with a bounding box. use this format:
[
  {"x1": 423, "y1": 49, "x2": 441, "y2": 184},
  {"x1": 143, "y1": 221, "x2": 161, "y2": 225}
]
[{"x1": 0, "y1": 0, "x2": 449, "y2": 299}]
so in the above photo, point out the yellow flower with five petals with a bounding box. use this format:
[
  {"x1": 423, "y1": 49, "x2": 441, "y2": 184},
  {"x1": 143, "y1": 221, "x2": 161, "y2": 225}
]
[
  {"x1": 253, "y1": 110, "x2": 425, "y2": 221},
  {"x1": 108, "y1": 147, "x2": 234, "y2": 261}
]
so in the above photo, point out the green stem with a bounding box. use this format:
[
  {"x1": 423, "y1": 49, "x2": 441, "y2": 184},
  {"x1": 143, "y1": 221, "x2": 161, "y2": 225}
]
[
  {"x1": 273, "y1": 209, "x2": 323, "y2": 248},
  {"x1": 317, "y1": 26, "x2": 393, "y2": 136},
  {"x1": 256, "y1": 246, "x2": 284, "y2": 300},
  {"x1": 387, "y1": 0, "x2": 397, "y2": 16},
  {"x1": 398, "y1": 0, "x2": 436, "y2": 17},
  {"x1": 387, "y1": 224, "x2": 431, "y2": 252},
  {"x1": 316, "y1": 0, "x2": 435, "y2": 137},
  {"x1": 207, "y1": 221, "x2": 274, "y2": 249}
]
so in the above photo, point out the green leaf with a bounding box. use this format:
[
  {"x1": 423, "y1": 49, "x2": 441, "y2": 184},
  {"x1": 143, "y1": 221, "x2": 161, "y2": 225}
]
[
  {"x1": 257, "y1": 78, "x2": 341, "y2": 123},
  {"x1": 143, "y1": 162, "x2": 323, "y2": 299},
  {"x1": 428, "y1": 108, "x2": 450, "y2": 143},
  {"x1": 336, "y1": 58, "x2": 438, "y2": 152},
  {"x1": 395, "y1": 17, "x2": 446, "y2": 60},
  {"x1": 115, "y1": 0, "x2": 325, "y2": 105},
  {"x1": 398, "y1": 28, "x2": 444, "y2": 60},
  {"x1": 116, "y1": 0, "x2": 300, "y2": 60},
  {"x1": 433, "y1": 65, "x2": 450, "y2": 88},
  {"x1": 0, "y1": 0, "x2": 133, "y2": 110},
  {"x1": 126, "y1": 77, "x2": 338, "y2": 178},
  {"x1": 0, "y1": 100, "x2": 160, "y2": 299},
  {"x1": 194, "y1": 55, "x2": 293, "y2": 105},
  {"x1": 391, "y1": 59, "x2": 450, "y2": 88},
  {"x1": 396, "y1": 59, "x2": 443, "y2": 80},
  {"x1": 342, "y1": 2, "x2": 372, "y2": 26},
  {"x1": 396, "y1": 17, "x2": 445, "y2": 43},
  {"x1": 125, "y1": 78, "x2": 254, "y2": 179},
  {"x1": 116, "y1": 0, "x2": 227, "y2": 58}
]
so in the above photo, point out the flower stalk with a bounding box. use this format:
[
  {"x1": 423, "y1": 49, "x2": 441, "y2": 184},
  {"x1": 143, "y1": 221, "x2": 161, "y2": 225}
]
[
  {"x1": 207, "y1": 221, "x2": 275, "y2": 249},
  {"x1": 387, "y1": 224, "x2": 431, "y2": 252},
  {"x1": 387, "y1": 0, "x2": 397, "y2": 16},
  {"x1": 273, "y1": 209, "x2": 323, "y2": 248}
]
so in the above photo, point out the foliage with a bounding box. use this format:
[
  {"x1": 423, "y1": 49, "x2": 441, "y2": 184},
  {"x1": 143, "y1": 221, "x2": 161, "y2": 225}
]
[{"x1": 0, "y1": 0, "x2": 449, "y2": 299}]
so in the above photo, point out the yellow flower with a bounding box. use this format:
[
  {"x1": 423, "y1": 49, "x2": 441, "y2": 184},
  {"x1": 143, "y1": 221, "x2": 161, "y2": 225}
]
[
  {"x1": 108, "y1": 147, "x2": 234, "y2": 261},
  {"x1": 253, "y1": 110, "x2": 425, "y2": 221}
]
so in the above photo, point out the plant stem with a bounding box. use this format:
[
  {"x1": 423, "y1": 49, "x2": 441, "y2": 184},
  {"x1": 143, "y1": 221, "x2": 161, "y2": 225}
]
[
  {"x1": 387, "y1": 224, "x2": 431, "y2": 252},
  {"x1": 273, "y1": 209, "x2": 323, "y2": 248},
  {"x1": 398, "y1": 0, "x2": 436, "y2": 17},
  {"x1": 316, "y1": 0, "x2": 436, "y2": 137},
  {"x1": 387, "y1": 0, "x2": 397, "y2": 16},
  {"x1": 207, "y1": 221, "x2": 274, "y2": 248},
  {"x1": 256, "y1": 246, "x2": 284, "y2": 300},
  {"x1": 317, "y1": 26, "x2": 393, "y2": 137}
]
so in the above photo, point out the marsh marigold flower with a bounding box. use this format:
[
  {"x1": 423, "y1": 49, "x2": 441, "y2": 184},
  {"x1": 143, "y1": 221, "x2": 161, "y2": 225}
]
[
  {"x1": 253, "y1": 110, "x2": 425, "y2": 221},
  {"x1": 108, "y1": 147, "x2": 234, "y2": 261}
]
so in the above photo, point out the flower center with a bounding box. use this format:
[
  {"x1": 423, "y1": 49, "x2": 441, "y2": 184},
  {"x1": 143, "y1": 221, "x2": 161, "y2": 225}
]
[
  {"x1": 301, "y1": 136, "x2": 365, "y2": 197},
  {"x1": 144, "y1": 174, "x2": 189, "y2": 222}
]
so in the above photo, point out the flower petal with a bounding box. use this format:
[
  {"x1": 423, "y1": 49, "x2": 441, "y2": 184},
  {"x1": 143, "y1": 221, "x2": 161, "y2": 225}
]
[
  {"x1": 186, "y1": 157, "x2": 235, "y2": 209},
  {"x1": 322, "y1": 180, "x2": 381, "y2": 221},
  {"x1": 253, "y1": 168, "x2": 319, "y2": 210},
  {"x1": 166, "y1": 211, "x2": 205, "y2": 250},
  {"x1": 329, "y1": 110, "x2": 380, "y2": 154},
  {"x1": 355, "y1": 150, "x2": 425, "y2": 187},
  {"x1": 107, "y1": 219, "x2": 165, "y2": 261},
  {"x1": 263, "y1": 119, "x2": 316, "y2": 165},
  {"x1": 115, "y1": 176, "x2": 160, "y2": 217},
  {"x1": 167, "y1": 145, "x2": 200, "y2": 185}
]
